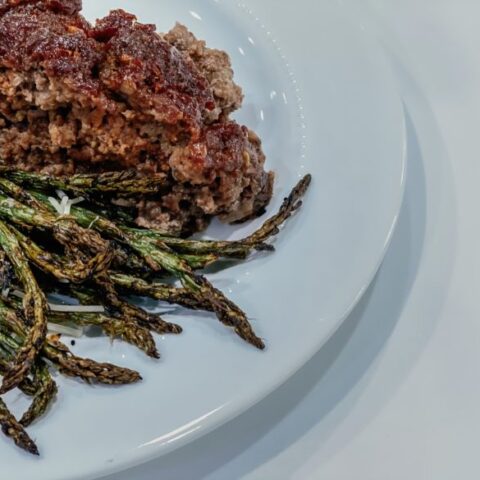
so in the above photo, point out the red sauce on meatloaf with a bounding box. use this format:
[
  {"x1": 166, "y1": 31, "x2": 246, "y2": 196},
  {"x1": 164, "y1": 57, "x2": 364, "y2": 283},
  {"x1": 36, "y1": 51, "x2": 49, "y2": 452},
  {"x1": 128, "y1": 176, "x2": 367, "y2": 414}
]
[{"x1": 0, "y1": 0, "x2": 273, "y2": 234}]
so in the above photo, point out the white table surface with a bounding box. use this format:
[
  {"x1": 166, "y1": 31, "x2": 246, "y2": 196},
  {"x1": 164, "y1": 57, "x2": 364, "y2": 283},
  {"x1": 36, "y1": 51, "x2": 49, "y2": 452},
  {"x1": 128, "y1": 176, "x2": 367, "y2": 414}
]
[{"x1": 106, "y1": 1, "x2": 480, "y2": 478}]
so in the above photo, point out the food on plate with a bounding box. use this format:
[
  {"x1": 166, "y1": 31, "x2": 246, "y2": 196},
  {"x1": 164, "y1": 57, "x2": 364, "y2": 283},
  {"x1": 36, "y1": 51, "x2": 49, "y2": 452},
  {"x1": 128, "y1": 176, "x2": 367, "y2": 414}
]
[
  {"x1": 0, "y1": 0, "x2": 274, "y2": 235},
  {"x1": 0, "y1": 0, "x2": 311, "y2": 456}
]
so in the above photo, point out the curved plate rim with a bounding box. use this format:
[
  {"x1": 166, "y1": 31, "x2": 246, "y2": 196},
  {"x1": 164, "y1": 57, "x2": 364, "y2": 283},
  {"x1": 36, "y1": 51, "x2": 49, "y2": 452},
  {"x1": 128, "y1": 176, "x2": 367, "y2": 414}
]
[{"x1": 90, "y1": 3, "x2": 407, "y2": 479}]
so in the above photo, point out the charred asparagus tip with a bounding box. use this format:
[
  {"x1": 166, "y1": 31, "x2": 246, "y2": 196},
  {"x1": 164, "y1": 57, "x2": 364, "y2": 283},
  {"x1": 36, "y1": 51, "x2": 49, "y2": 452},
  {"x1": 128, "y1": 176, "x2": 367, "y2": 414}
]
[
  {"x1": 166, "y1": 323, "x2": 183, "y2": 334},
  {"x1": 0, "y1": 398, "x2": 39, "y2": 455}
]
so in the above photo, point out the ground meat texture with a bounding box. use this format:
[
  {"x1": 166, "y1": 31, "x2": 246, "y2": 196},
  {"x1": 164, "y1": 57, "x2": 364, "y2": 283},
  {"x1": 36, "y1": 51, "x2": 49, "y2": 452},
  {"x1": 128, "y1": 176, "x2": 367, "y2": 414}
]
[
  {"x1": 164, "y1": 23, "x2": 244, "y2": 118},
  {"x1": 92, "y1": 10, "x2": 216, "y2": 140},
  {"x1": 0, "y1": 0, "x2": 82, "y2": 16},
  {"x1": 0, "y1": 0, "x2": 273, "y2": 234}
]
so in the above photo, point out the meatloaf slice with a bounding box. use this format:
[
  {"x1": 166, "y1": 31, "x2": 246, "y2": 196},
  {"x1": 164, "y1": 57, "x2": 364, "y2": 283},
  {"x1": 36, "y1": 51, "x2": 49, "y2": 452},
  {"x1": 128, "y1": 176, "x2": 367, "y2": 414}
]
[{"x1": 0, "y1": 0, "x2": 273, "y2": 234}]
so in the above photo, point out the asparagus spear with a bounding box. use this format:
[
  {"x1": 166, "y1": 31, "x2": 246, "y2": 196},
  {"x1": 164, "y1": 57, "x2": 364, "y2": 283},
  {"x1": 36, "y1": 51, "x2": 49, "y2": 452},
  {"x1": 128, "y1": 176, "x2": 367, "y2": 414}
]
[
  {"x1": 111, "y1": 273, "x2": 267, "y2": 346},
  {"x1": 0, "y1": 193, "x2": 114, "y2": 280},
  {"x1": 243, "y1": 174, "x2": 312, "y2": 244},
  {"x1": 180, "y1": 253, "x2": 219, "y2": 270},
  {"x1": 0, "y1": 177, "x2": 48, "y2": 213},
  {"x1": 55, "y1": 280, "x2": 182, "y2": 343},
  {"x1": 141, "y1": 175, "x2": 312, "y2": 255},
  {"x1": 93, "y1": 273, "x2": 183, "y2": 336},
  {"x1": 0, "y1": 177, "x2": 113, "y2": 260},
  {"x1": 0, "y1": 220, "x2": 48, "y2": 395},
  {"x1": 111, "y1": 273, "x2": 209, "y2": 311},
  {"x1": 0, "y1": 332, "x2": 52, "y2": 425},
  {"x1": 0, "y1": 397, "x2": 38, "y2": 455},
  {"x1": 0, "y1": 331, "x2": 53, "y2": 427},
  {"x1": 112, "y1": 247, "x2": 150, "y2": 274},
  {"x1": 15, "y1": 177, "x2": 312, "y2": 348},
  {"x1": 0, "y1": 168, "x2": 312, "y2": 455},
  {"x1": 0, "y1": 300, "x2": 142, "y2": 386},
  {"x1": 43, "y1": 339, "x2": 142, "y2": 385},
  {"x1": 25, "y1": 175, "x2": 308, "y2": 349},
  {"x1": 48, "y1": 311, "x2": 160, "y2": 359},
  {"x1": 7, "y1": 291, "x2": 160, "y2": 358},
  {"x1": 0, "y1": 350, "x2": 37, "y2": 397},
  {"x1": 110, "y1": 272, "x2": 263, "y2": 348},
  {"x1": 20, "y1": 361, "x2": 57, "y2": 427},
  {"x1": 131, "y1": 232, "x2": 271, "y2": 259},
  {"x1": 123, "y1": 240, "x2": 265, "y2": 348},
  {"x1": 112, "y1": 246, "x2": 216, "y2": 272},
  {"x1": 11, "y1": 226, "x2": 111, "y2": 284},
  {"x1": 0, "y1": 169, "x2": 169, "y2": 196}
]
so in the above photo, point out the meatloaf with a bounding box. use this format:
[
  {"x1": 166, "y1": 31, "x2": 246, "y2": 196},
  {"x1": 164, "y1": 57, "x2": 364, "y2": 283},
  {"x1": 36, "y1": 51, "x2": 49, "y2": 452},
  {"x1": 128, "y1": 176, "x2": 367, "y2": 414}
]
[{"x1": 0, "y1": 0, "x2": 274, "y2": 234}]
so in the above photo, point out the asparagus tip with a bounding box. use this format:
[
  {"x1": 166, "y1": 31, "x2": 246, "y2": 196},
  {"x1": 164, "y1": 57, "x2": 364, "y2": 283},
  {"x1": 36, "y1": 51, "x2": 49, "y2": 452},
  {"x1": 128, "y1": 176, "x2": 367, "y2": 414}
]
[
  {"x1": 251, "y1": 335, "x2": 266, "y2": 350},
  {"x1": 167, "y1": 323, "x2": 183, "y2": 335},
  {"x1": 0, "y1": 369, "x2": 26, "y2": 395},
  {"x1": 1, "y1": 420, "x2": 40, "y2": 455},
  {"x1": 303, "y1": 173, "x2": 313, "y2": 185},
  {"x1": 26, "y1": 441, "x2": 40, "y2": 456},
  {"x1": 255, "y1": 243, "x2": 275, "y2": 252}
]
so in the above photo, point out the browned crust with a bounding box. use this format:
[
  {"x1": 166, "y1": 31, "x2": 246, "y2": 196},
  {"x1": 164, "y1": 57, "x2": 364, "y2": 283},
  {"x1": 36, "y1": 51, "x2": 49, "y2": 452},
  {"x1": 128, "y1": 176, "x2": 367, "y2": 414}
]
[{"x1": 0, "y1": 1, "x2": 273, "y2": 233}]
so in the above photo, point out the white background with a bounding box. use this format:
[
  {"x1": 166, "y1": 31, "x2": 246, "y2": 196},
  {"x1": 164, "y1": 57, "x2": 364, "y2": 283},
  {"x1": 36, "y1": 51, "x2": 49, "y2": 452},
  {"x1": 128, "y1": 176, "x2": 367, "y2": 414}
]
[{"x1": 105, "y1": 1, "x2": 480, "y2": 478}]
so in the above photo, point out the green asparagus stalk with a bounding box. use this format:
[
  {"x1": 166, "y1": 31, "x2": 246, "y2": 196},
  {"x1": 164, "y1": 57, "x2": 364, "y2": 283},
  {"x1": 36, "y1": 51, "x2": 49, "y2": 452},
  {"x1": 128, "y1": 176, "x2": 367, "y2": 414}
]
[
  {"x1": 110, "y1": 272, "x2": 263, "y2": 348},
  {"x1": 0, "y1": 168, "x2": 169, "y2": 196},
  {"x1": 180, "y1": 253, "x2": 219, "y2": 270},
  {"x1": 0, "y1": 178, "x2": 112, "y2": 271},
  {"x1": 29, "y1": 176, "x2": 309, "y2": 349},
  {"x1": 17, "y1": 175, "x2": 308, "y2": 350},
  {"x1": 110, "y1": 273, "x2": 209, "y2": 311},
  {"x1": 6, "y1": 291, "x2": 160, "y2": 358},
  {"x1": 0, "y1": 331, "x2": 55, "y2": 425},
  {"x1": 0, "y1": 302, "x2": 58, "y2": 424},
  {"x1": 131, "y1": 232, "x2": 272, "y2": 259},
  {"x1": 55, "y1": 174, "x2": 310, "y2": 347},
  {"x1": 0, "y1": 192, "x2": 113, "y2": 276},
  {"x1": 0, "y1": 220, "x2": 48, "y2": 395},
  {"x1": 48, "y1": 311, "x2": 160, "y2": 359},
  {"x1": 126, "y1": 248, "x2": 264, "y2": 347},
  {"x1": 0, "y1": 177, "x2": 49, "y2": 213},
  {"x1": 112, "y1": 247, "x2": 150, "y2": 274},
  {"x1": 11, "y1": 226, "x2": 111, "y2": 284},
  {"x1": 146, "y1": 175, "x2": 312, "y2": 255},
  {"x1": 112, "y1": 173, "x2": 309, "y2": 258},
  {"x1": 0, "y1": 168, "x2": 312, "y2": 456},
  {"x1": 93, "y1": 273, "x2": 183, "y2": 336},
  {"x1": 0, "y1": 300, "x2": 142, "y2": 386},
  {"x1": 112, "y1": 246, "x2": 216, "y2": 272}
]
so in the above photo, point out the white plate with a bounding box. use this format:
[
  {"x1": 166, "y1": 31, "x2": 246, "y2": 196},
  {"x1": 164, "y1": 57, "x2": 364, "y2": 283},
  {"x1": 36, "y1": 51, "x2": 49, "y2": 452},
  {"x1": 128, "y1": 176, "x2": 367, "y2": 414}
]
[{"x1": 2, "y1": 1, "x2": 406, "y2": 479}]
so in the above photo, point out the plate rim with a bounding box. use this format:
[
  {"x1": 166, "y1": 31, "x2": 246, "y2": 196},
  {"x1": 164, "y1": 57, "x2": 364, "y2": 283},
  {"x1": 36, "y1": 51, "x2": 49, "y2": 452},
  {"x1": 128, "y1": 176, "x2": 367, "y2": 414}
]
[{"x1": 89, "y1": 3, "x2": 407, "y2": 479}]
